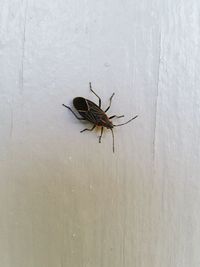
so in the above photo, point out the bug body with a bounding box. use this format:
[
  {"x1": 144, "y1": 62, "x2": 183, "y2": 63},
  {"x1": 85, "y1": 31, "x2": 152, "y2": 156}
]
[
  {"x1": 63, "y1": 83, "x2": 138, "y2": 152},
  {"x1": 73, "y1": 97, "x2": 113, "y2": 128}
]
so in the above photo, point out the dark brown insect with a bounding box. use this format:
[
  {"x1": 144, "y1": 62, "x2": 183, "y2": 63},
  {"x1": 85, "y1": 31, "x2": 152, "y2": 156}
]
[{"x1": 63, "y1": 82, "x2": 138, "y2": 152}]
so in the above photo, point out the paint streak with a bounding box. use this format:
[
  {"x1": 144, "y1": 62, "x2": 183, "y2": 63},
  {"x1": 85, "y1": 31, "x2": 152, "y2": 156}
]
[
  {"x1": 153, "y1": 31, "x2": 162, "y2": 164},
  {"x1": 20, "y1": 0, "x2": 28, "y2": 93}
]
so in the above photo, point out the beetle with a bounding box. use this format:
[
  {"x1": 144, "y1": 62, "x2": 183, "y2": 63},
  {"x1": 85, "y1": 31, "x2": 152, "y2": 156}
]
[{"x1": 63, "y1": 82, "x2": 138, "y2": 153}]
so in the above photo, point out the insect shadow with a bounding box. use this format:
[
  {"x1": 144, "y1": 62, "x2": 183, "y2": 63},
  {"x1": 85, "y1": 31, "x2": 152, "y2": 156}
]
[{"x1": 63, "y1": 82, "x2": 138, "y2": 153}]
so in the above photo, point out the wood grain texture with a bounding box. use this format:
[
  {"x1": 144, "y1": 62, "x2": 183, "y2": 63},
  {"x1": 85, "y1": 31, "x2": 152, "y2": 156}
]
[{"x1": 0, "y1": 0, "x2": 200, "y2": 266}]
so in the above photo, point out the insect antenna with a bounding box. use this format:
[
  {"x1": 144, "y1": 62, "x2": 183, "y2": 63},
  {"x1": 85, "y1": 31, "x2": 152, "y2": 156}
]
[
  {"x1": 110, "y1": 128, "x2": 115, "y2": 153},
  {"x1": 113, "y1": 115, "x2": 138, "y2": 127}
]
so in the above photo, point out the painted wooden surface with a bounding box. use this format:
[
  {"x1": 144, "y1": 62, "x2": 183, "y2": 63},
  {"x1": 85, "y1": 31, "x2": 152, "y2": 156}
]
[{"x1": 0, "y1": 0, "x2": 200, "y2": 266}]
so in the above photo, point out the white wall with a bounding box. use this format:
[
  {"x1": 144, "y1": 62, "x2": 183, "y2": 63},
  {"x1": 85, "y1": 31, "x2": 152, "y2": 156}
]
[{"x1": 1, "y1": 0, "x2": 200, "y2": 266}]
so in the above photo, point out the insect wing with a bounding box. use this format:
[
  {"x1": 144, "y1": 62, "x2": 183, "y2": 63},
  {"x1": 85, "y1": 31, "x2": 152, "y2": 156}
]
[{"x1": 78, "y1": 99, "x2": 105, "y2": 124}]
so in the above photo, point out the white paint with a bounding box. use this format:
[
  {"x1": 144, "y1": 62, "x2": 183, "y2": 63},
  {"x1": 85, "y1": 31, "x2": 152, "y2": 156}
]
[{"x1": 0, "y1": 0, "x2": 200, "y2": 266}]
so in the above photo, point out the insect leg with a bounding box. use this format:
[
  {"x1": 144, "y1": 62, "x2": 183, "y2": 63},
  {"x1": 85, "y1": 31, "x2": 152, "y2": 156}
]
[
  {"x1": 105, "y1": 93, "x2": 115, "y2": 112},
  {"x1": 62, "y1": 104, "x2": 85, "y2": 120},
  {"x1": 109, "y1": 115, "x2": 124, "y2": 119},
  {"x1": 113, "y1": 115, "x2": 138, "y2": 127},
  {"x1": 89, "y1": 82, "x2": 101, "y2": 108},
  {"x1": 99, "y1": 127, "x2": 104, "y2": 143},
  {"x1": 110, "y1": 128, "x2": 115, "y2": 153},
  {"x1": 80, "y1": 124, "x2": 96, "y2": 133}
]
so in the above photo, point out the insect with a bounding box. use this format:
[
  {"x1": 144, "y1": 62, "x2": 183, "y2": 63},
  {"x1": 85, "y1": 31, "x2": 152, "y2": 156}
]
[{"x1": 63, "y1": 82, "x2": 138, "y2": 153}]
